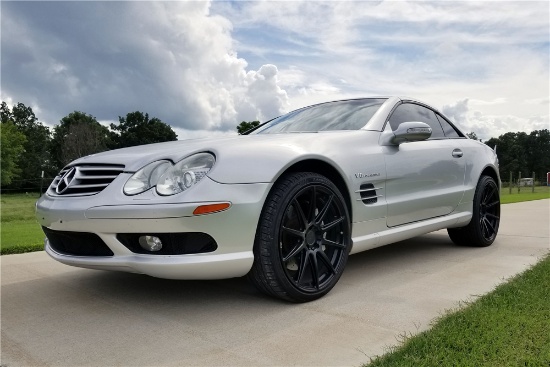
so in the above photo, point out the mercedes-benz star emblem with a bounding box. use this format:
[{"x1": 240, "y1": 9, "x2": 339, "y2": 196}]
[{"x1": 56, "y1": 167, "x2": 78, "y2": 194}]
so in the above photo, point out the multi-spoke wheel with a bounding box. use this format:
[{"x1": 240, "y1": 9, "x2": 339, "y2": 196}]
[
  {"x1": 248, "y1": 172, "x2": 351, "y2": 302},
  {"x1": 448, "y1": 175, "x2": 500, "y2": 247}
]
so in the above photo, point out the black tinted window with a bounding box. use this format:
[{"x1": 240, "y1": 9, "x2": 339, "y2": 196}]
[
  {"x1": 435, "y1": 113, "x2": 461, "y2": 138},
  {"x1": 388, "y1": 103, "x2": 445, "y2": 138}
]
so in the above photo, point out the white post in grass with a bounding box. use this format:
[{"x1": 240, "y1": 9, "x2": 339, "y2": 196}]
[{"x1": 39, "y1": 170, "x2": 44, "y2": 196}]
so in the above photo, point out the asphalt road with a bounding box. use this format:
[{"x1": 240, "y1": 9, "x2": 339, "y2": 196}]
[{"x1": 1, "y1": 199, "x2": 549, "y2": 366}]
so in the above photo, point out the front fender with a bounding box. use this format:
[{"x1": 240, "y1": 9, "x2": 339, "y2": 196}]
[
  {"x1": 207, "y1": 132, "x2": 381, "y2": 184},
  {"x1": 209, "y1": 144, "x2": 310, "y2": 184}
]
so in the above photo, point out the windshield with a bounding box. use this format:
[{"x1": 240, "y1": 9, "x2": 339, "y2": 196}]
[{"x1": 252, "y1": 98, "x2": 387, "y2": 134}]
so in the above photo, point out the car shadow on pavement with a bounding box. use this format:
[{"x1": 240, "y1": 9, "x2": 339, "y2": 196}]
[{"x1": 341, "y1": 230, "x2": 486, "y2": 283}]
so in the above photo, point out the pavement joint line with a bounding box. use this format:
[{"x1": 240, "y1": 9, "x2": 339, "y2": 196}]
[{"x1": 498, "y1": 234, "x2": 549, "y2": 239}]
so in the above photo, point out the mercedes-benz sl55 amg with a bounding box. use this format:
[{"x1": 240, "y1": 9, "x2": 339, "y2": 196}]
[{"x1": 36, "y1": 97, "x2": 501, "y2": 302}]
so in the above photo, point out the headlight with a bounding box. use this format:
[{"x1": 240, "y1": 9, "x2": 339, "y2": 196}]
[
  {"x1": 123, "y1": 153, "x2": 215, "y2": 196},
  {"x1": 123, "y1": 160, "x2": 171, "y2": 195},
  {"x1": 156, "y1": 153, "x2": 215, "y2": 196}
]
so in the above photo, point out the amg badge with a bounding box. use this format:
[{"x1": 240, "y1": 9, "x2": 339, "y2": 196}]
[{"x1": 355, "y1": 172, "x2": 381, "y2": 179}]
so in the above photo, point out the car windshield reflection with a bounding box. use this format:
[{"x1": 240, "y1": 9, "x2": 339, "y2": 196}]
[{"x1": 253, "y1": 98, "x2": 387, "y2": 134}]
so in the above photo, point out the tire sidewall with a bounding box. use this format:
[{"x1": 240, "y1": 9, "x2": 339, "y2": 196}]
[
  {"x1": 472, "y1": 175, "x2": 500, "y2": 246},
  {"x1": 259, "y1": 172, "x2": 351, "y2": 301}
]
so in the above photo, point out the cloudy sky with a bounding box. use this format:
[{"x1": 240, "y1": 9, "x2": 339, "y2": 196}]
[{"x1": 1, "y1": 1, "x2": 548, "y2": 140}]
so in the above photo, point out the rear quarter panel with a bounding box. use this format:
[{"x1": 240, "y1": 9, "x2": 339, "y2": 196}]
[{"x1": 459, "y1": 139, "x2": 500, "y2": 204}]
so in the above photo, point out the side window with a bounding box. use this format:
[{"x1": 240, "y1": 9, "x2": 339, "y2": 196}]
[
  {"x1": 388, "y1": 103, "x2": 445, "y2": 139},
  {"x1": 435, "y1": 113, "x2": 462, "y2": 138}
]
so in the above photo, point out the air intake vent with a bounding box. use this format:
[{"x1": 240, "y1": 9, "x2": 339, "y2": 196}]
[
  {"x1": 43, "y1": 227, "x2": 114, "y2": 256},
  {"x1": 48, "y1": 164, "x2": 125, "y2": 196},
  {"x1": 356, "y1": 183, "x2": 381, "y2": 204}
]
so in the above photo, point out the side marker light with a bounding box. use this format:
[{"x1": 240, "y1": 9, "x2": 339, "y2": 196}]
[{"x1": 193, "y1": 203, "x2": 231, "y2": 216}]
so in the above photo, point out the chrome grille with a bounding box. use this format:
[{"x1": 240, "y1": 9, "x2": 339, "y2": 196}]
[{"x1": 48, "y1": 164, "x2": 125, "y2": 196}]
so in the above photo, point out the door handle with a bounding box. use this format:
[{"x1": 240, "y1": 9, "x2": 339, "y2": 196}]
[{"x1": 452, "y1": 149, "x2": 463, "y2": 158}]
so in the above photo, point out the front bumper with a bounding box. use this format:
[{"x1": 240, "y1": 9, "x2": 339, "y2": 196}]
[
  {"x1": 37, "y1": 177, "x2": 271, "y2": 279},
  {"x1": 45, "y1": 243, "x2": 254, "y2": 279}
]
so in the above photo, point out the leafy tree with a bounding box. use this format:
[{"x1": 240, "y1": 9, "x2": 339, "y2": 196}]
[
  {"x1": 0, "y1": 121, "x2": 26, "y2": 186},
  {"x1": 50, "y1": 111, "x2": 112, "y2": 169},
  {"x1": 485, "y1": 132, "x2": 526, "y2": 177},
  {"x1": 110, "y1": 111, "x2": 177, "y2": 149},
  {"x1": 466, "y1": 132, "x2": 480, "y2": 141},
  {"x1": 525, "y1": 129, "x2": 550, "y2": 181},
  {"x1": 1, "y1": 102, "x2": 53, "y2": 189},
  {"x1": 1, "y1": 101, "x2": 12, "y2": 124},
  {"x1": 9, "y1": 102, "x2": 37, "y2": 126},
  {"x1": 485, "y1": 129, "x2": 549, "y2": 182},
  {"x1": 237, "y1": 121, "x2": 260, "y2": 134}
]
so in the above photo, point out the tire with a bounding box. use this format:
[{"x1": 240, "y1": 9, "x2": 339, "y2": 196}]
[
  {"x1": 448, "y1": 175, "x2": 500, "y2": 247},
  {"x1": 248, "y1": 172, "x2": 351, "y2": 302}
]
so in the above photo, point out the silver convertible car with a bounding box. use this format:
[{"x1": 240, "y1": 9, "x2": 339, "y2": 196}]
[{"x1": 36, "y1": 97, "x2": 500, "y2": 302}]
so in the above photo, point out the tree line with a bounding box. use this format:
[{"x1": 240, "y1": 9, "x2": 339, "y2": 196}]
[
  {"x1": 1, "y1": 100, "x2": 548, "y2": 192},
  {"x1": 1, "y1": 101, "x2": 177, "y2": 191},
  {"x1": 484, "y1": 129, "x2": 550, "y2": 184}
]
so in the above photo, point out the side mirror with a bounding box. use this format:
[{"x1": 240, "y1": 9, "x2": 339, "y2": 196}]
[{"x1": 381, "y1": 121, "x2": 432, "y2": 145}]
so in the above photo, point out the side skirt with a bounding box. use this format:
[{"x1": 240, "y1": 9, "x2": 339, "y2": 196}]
[{"x1": 350, "y1": 210, "x2": 472, "y2": 255}]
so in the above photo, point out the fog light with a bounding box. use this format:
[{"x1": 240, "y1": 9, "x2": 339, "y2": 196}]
[{"x1": 139, "y1": 235, "x2": 163, "y2": 252}]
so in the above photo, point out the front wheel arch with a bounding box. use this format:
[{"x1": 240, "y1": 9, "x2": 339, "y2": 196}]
[{"x1": 281, "y1": 159, "x2": 353, "y2": 223}]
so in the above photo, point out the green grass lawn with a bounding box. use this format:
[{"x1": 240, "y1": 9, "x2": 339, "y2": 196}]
[
  {"x1": 366, "y1": 254, "x2": 550, "y2": 366},
  {"x1": 1, "y1": 193, "x2": 44, "y2": 255},
  {"x1": 500, "y1": 185, "x2": 550, "y2": 204}
]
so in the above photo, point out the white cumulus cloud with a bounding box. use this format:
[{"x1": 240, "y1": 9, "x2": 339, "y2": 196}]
[
  {"x1": 443, "y1": 99, "x2": 549, "y2": 140},
  {"x1": 1, "y1": 1, "x2": 289, "y2": 135}
]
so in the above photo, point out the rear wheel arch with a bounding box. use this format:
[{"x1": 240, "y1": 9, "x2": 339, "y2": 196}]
[{"x1": 479, "y1": 166, "x2": 500, "y2": 187}]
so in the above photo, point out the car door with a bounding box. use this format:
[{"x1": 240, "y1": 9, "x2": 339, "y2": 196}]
[{"x1": 383, "y1": 102, "x2": 466, "y2": 227}]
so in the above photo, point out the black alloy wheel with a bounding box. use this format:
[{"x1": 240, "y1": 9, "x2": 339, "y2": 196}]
[
  {"x1": 448, "y1": 175, "x2": 500, "y2": 247},
  {"x1": 279, "y1": 183, "x2": 347, "y2": 292},
  {"x1": 478, "y1": 178, "x2": 500, "y2": 242},
  {"x1": 248, "y1": 172, "x2": 351, "y2": 302}
]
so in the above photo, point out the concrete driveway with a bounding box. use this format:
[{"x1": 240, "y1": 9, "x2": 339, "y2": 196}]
[{"x1": 1, "y1": 199, "x2": 548, "y2": 366}]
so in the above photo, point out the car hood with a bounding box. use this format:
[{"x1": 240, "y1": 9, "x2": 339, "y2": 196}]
[
  {"x1": 69, "y1": 131, "x2": 380, "y2": 184},
  {"x1": 71, "y1": 136, "x2": 244, "y2": 170}
]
